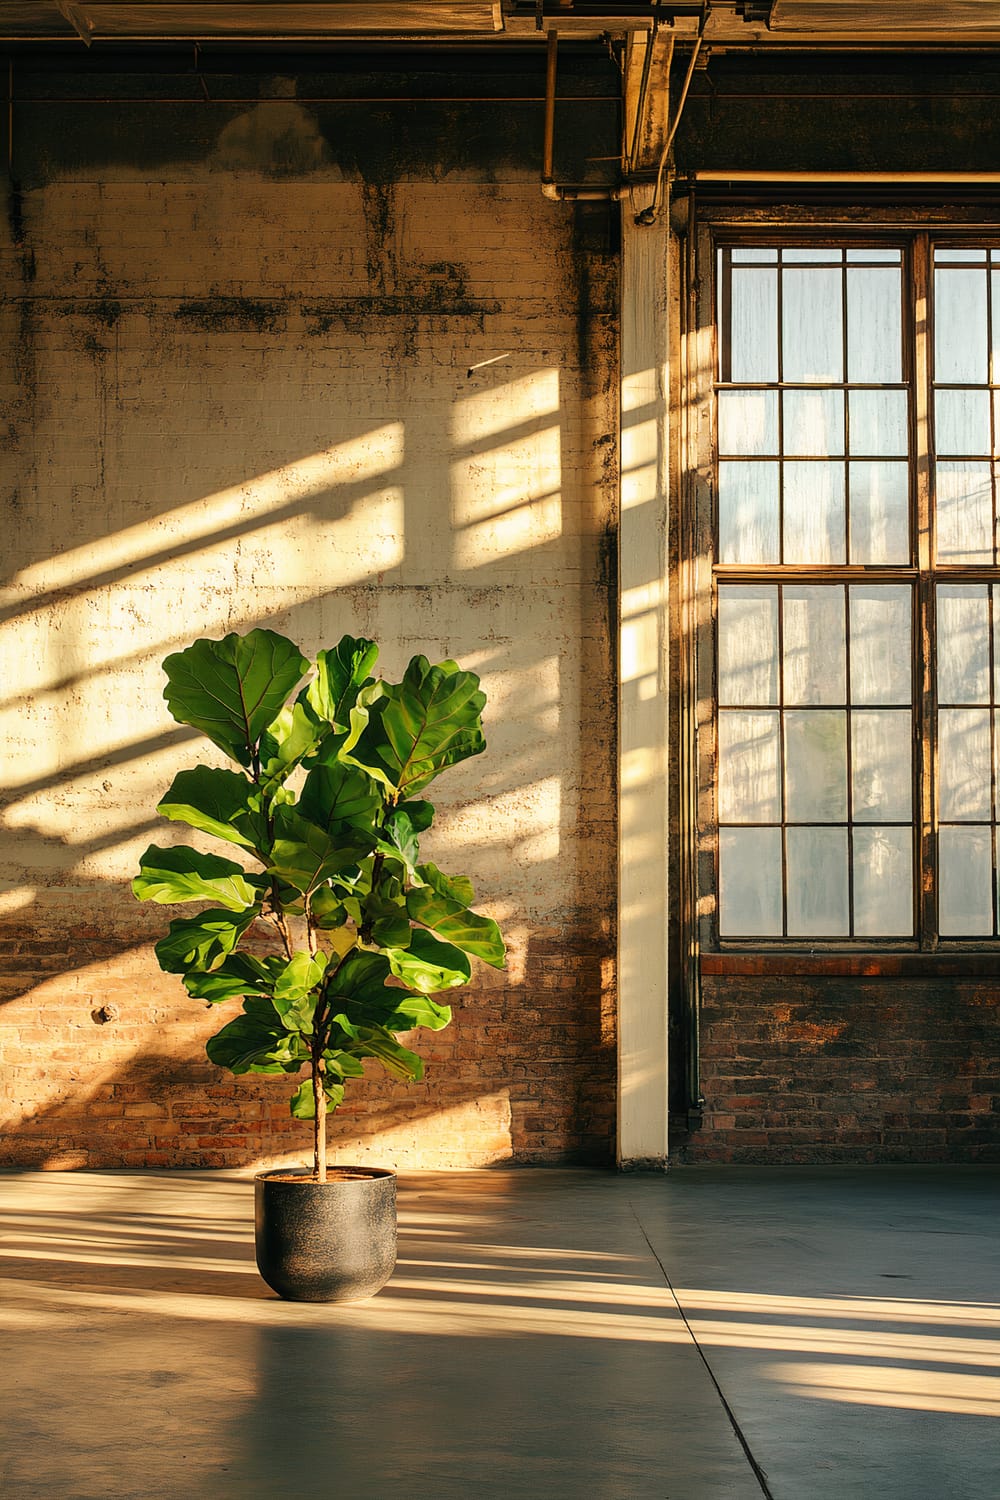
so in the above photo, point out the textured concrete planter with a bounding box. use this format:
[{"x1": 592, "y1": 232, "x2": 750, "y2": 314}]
[{"x1": 254, "y1": 1167, "x2": 397, "y2": 1302}]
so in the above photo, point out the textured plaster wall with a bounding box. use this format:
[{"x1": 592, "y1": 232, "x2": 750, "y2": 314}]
[{"x1": 0, "y1": 54, "x2": 619, "y2": 1169}]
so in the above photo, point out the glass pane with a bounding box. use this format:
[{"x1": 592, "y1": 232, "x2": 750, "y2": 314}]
[
  {"x1": 783, "y1": 389, "x2": 844, "y2": 456},
  {"x1": 783, "y1": 586, "x2": 846, "y2": 705},
  {"x1": 718, "y1": 462, "x2": 780, "y2": 565},
  {"x1": 846, "y1": 248, "x2": 901, "y2": 263},
  {"x1": 938, "y1": 708, "x2": 992, "y2": 821},
  {"x1": 718, "y1": 390, "x2": 779, "y2": 456},
  {"x1": 934, "y1": 268, "x2": 988, "y2": 383},
  {"x1": 783, "y1": 461, "x2": 846, "y2": 564},
  {"x1": 719, "y1": 827, "x2": 783, "y2": 936},
  {"x1": 732, "y1": 248, "x2": 778, "y2": 263},
  {"x1": 731, "y1": 268, "x2": 778, "y2": 382},
  {"x1": 786, "y1": 827, "x2": 849, "y2": 936},
  {"x1": 994, "y1": 585, "x2": 1000, "y2": 702},
  {"x1": 784, "y1": 710, "x2": 847, "y2": 820},
  {"x1": 849, "y1": 586, "x2": 912, "y2": 706},
  {"x1": 718, "y1": 587, "x2": 779, "y2": 705},
  {"x1": 935, "y1": 461, "x2": 993, "y2": 563},
  {"x1": 934, "y1": 389, "x2": 991, "y2": 456},
  {"x1": 783, "y1": 248, "x2": 842, "y2": 262},
  {"x1": 718, "y1": 711, "x2": 781, "y2": 822},
  {"x1": 847, "y1": 267, "x2": 902, "y2": 383},
  {"x1": 849, "y1": 462, "x2": 910, "y2": 564},
  {"x1": 935, "y1": 248, "x2": 987, "y2": 263},
  {"x1": 852, "y1": 710, "x2": 912, "y2": 821},
  {"x1": 848, "y1": 390, "x2": 908, "y2": 456},
  {"x1": 853, "y1": 828, "x2": 913, "y2": 936},
  {"x1": 937, "y1": 585, "x2": 989, "y2": 704},
  {"x1": 939, "y1": 826, "x2": 993, "y2": 935},
  {"x1": 992, "y1": 272, "x2": 1000, "y2": 383},
  {"x1": 782, "y1": 268, "x2": 843, "y2": 383}
]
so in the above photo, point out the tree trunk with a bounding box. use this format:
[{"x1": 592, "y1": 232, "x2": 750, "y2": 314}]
[{"x1": 312, "y1": 1058, "x2": 326, "y2": 1183}]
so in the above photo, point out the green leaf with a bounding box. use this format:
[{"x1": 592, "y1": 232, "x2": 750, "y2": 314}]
[
  {"x1": 376, "y1": 805, "x2": 424, "y2": 873},
  {"x1": 384, "y1": 993, "x2": 453, "y2": 1032},
  {"x1": 206, "y1": 1010, "x2": 307, "y2": 1075},
  {"x1": 350, "y1": 1026, "x2": 425, "y2": 1082},
  {"x1": 258, "y1": 701, "x2": 326, "y2": 789},
  {"x1": 132, "y1": 844, "x2": 259, "y2": 911},
  {"x1": 154, "y1": 907, "x2": 259, "y2": 975},
  {"x1": 351, "y1": 656, "x2": 487, "y2": 798},
  {"x1": 309, "y1": 884, "x2": 350, "y2": 930},
  {"x1": 299, "y1": 761, "x2": 384, "y2": 832},
  {"x1": 162, "y1": 630, "x2": 309, "y2": 769},
  {"x1": 385, "y1": 926, "x2": 472, "y2": 993},
  {"x1": 406, "y1": 884, "x2": 506, "y2": 969},
  {"x1": 418, "y1": 861, "x2": 475, "y2": 908},
  {"x1": 156, "y1": 766, "x2": 266, "y2": 851},
  {"x1": 305, "y1": 636, "x2": 379, "y2": 726},
  {"x1": 268, "y1": 807, "x2": 376, "y2": 894},
  {"x1": 289, "y1": 1076, "x2": 345, "y2": 1119},
  {"x1": 323, "y1": 949, "x2": 398, "y2": 1011},
  {"x1": 182, "y1": 953, "x2": 278, "y2": 1003},
  {"x1": 271, "y1": 951, "x2": 327, "y2": 1030}
]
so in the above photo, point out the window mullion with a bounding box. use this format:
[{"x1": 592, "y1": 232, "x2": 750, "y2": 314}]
[{"x1": 912, "y1": 231, "x2": 938, "y2": 949}]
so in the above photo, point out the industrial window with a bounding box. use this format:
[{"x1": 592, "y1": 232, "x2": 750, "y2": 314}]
[{"x1": 697, "y1": 233, "x2": 1000, "y2": 946}]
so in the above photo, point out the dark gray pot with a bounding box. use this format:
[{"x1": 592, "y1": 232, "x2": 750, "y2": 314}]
[{"x1": 254, "y1": 1167, "x2": 397, "y2": 1303}]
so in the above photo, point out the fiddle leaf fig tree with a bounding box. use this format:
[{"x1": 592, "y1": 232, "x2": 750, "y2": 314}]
[{"x1": 134, "y1": 629, "x2": 505, "y2": 1181}]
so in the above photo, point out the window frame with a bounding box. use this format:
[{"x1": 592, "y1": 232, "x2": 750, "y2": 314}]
[{"x1": 682, "y1": 210, "x2": 1000, "y2": 967}]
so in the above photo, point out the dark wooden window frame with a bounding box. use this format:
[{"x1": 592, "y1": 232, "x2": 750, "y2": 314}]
[{"x1": 679, "y1": 204, "x2": 1000, "y2": 978}]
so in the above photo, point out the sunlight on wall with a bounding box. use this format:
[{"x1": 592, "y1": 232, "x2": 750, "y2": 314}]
[
  {"x1": 0, "y1": 427, "x2": 407, "y2": 883},
  {"x1": 450, "y1": 370, "x2": 562, "y2": 570},
  {"x1": 0, "y1": 425, "x2": 405, "y2": 623}
]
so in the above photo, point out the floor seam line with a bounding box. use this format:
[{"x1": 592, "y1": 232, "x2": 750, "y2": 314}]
[{"x1": 629, "y1": 1203, "x2": 776, "y2": 1500}]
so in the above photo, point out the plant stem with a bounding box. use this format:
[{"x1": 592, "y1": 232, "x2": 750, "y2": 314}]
[{"x1": 312, "y1": 1046, "x2": 326, "y2": 1183}]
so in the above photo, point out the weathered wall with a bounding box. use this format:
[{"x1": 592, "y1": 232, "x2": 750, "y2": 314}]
[{"x1": 0, "y1": 49, "x2": 620, "y2": 1169}]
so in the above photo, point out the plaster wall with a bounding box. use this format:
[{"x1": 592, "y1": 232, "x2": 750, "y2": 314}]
[{"x1": 0, "y1": 53, "x2": 620, "y2": 1169}]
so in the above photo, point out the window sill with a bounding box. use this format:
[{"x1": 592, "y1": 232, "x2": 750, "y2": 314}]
[{"x1": 700, "y1": 952, "x2": 1000, "y2": 978}]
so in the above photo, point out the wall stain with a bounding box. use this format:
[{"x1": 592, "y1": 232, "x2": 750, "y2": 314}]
[{"x1": 175, "y1": 296, "x2": 284, "y2": 333}]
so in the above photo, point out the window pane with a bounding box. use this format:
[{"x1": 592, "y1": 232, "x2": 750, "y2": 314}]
[
  {"x1": 718, "y1": 462, "x2": 780, "y2": 564},
  {"x1": 783, "y1": 389, "x2": 844, "y2": 456},
  {"x1": 853, "y1": 828, "x2": 913, "y2": 936},
  {"x1": 849, "y1": 462, "x2": 909, "y2": 564},
  {"x1": 992, "y1": 271, "x2": 1000, "y2": 382},
  {"x1": 786, "y1": 827, "x2": 849, "y2": 936},
  {"x1": 718, "y1": 587, "x2": 779, "y2": 705},
  {"x1": 938, "y1": 585, "x2": 990, "y2": 704},
  {"x1": 938, "y1": 708, "x2": 992, "y2": 821},
  {"x1": 934, "y1": 389, "x2": 991, "y2": 456},
  {"x1": 939, "y1": 826, "x2": 993, "y2": 935},
  {"x1": 848, "y1": 390, "x2": 908, "y2": 456},
  {"x1": 784, "y1": 248, "x2": 842, "y2": 263},
  {"x1": 849, "y1": 586, "x2": 912, "y2": 706},
  {"x1": 783, "y1": 586, "x2": 846, "y2": 705},
  {"x1": 783, "y1": 462, "x2": 846, "y2": 564},
  {"x1": 847, "y1": 267, "x2": 902, "y2": 383},
  {"x1": 719, "y1": 828, "x2": 783, "y2": 936},
  {"x1": 935, "y1": 461, "x2": 993, "y2": 563},
  {"x1": 782, "y1": 268, "x2": 843, "y2": 383},
  {"x1": 732, "y1": 248, "x2": 778, "y2": 263},
  {"x1": 852, "y1": 710, "x2": 912, "y2": 821},
  {"x1": 731, "y1": 268, "x2": 778, "y2": 382},
  {"x1": 934, "y1": 268, "x2": 988, "y2": 383},
  {"x1": 718, "y1": 711, "x2": 781, "y2": 822},
  {"x1": 784, "y1": 710, "x2": 848, "y2": 820},
  {"x1": 847, "y1": 248, "x2": 901, "y2": 263},
  {"x1": 718, "y1": 390, "x2": 779, "y2": 455}
]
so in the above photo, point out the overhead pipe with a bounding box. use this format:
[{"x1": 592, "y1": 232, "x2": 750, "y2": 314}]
[
  {"x1": 540, "y1": 29, "x2": 624, "y2": 202},
  {"x1": 692, "y1": 169, "x2": 1000, "y2": 183}
]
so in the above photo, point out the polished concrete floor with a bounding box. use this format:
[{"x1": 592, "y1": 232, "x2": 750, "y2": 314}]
[{"x1": 0, "y1": 1165, "x2": 997, "y2": 1499}]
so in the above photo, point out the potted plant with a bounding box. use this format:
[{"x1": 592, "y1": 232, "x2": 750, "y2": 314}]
[{"x1": 133, "y1": 628, "x2": 505, "y2": 1301}]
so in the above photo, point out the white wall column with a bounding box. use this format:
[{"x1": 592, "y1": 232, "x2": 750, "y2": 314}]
[{"x1": 617, "y1": 35, "x2": 673, "y2": 1167}]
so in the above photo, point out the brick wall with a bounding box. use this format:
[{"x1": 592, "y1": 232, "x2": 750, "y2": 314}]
[
  {"x1": 681, "y1": 975, "x2": 1000, "y2": 1163},
  {"x1": 0, "y1": 51, "x2": 619, "y2": 1169}
]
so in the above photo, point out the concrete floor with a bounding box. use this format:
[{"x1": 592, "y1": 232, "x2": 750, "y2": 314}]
[{"x1": 0, "y1": 1166, "x2": 997, "y2": 1499}]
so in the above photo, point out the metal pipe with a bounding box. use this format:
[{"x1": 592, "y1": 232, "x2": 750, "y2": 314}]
[
  {"x1": 542, "y1": 27, "x2": 558, "y2": 185},
  {"x1": 693, "y1": 169, "x2": 1000, "y2": 183}
]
